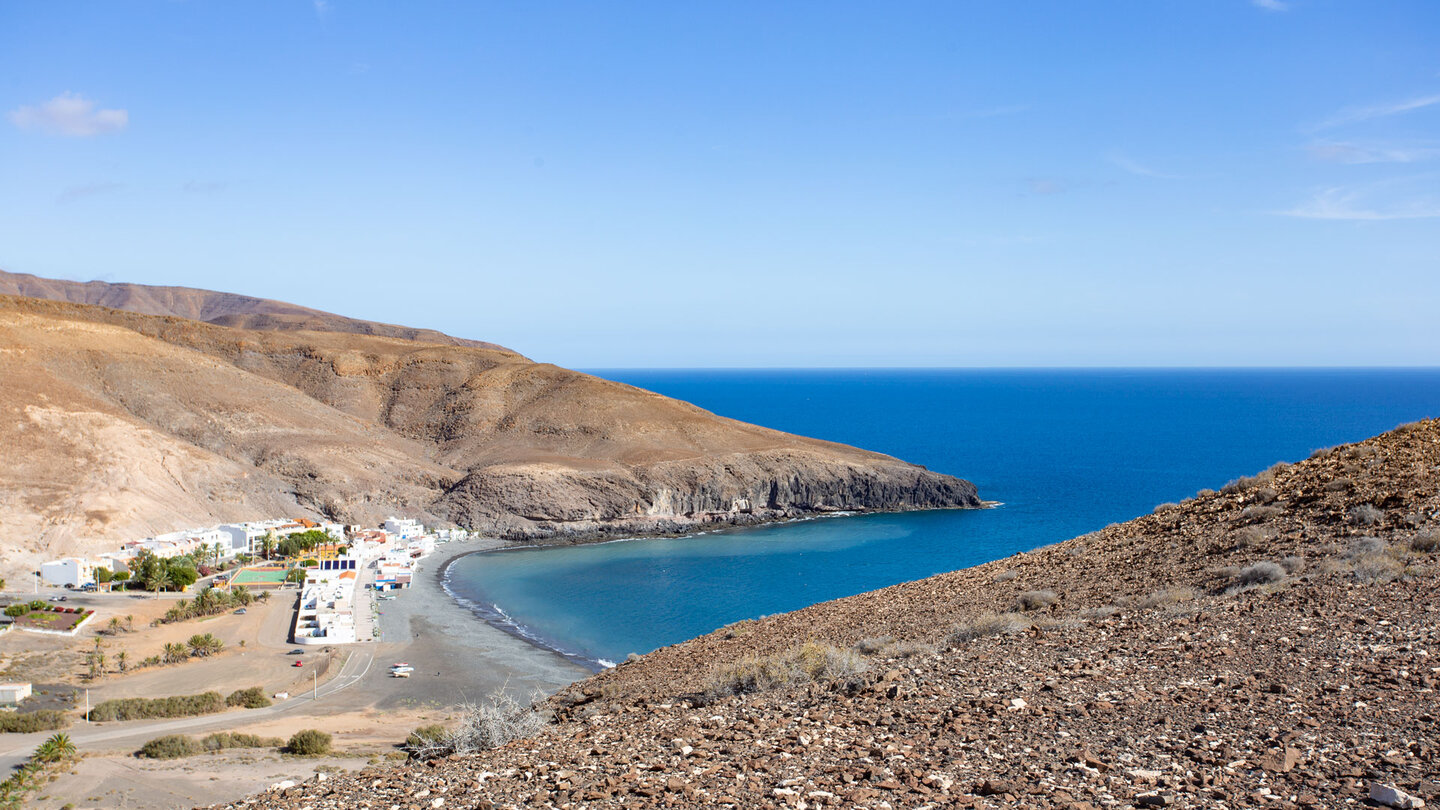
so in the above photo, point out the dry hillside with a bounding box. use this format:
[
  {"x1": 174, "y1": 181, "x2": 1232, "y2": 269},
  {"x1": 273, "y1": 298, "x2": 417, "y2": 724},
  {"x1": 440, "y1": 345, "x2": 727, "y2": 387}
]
[
  {"x1": 0, "y1": 289, "x2": 978, "y2": 579},
  {"x1": 228, "y1": 419, "x2": 1440, "y2": 809},
  {"x1": 0, "y1": 268, "x2": 513, "y2": 351}
]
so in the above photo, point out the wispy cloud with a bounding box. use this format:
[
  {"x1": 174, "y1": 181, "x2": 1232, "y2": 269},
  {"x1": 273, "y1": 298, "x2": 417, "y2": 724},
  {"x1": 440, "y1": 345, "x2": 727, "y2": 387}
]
[
  {"x1": 1314, "y1": 93, "x2": 1440, "y2": 130},
  {"x1": 313, "y1": 0, "x2": 331, "y2": 16},
  {"x1": 1306, "y1": 140, "x2": 1440, "y2": 164},
  {"x1": 9, "y1": 93, "x2": 128, "y2": 137},
  {"x1": 1106, "y1": 151, "x2": 1183, "y2": 180},
  {"x1": 1277, "y1": 176, "x2": 1440, "y2": 220},
  {"x1": 57, "y1": 182, "x2": 124, "y2": 204},
  {"x1": 1252, "y1": 0, "x2": 1289, "y2": 11}
]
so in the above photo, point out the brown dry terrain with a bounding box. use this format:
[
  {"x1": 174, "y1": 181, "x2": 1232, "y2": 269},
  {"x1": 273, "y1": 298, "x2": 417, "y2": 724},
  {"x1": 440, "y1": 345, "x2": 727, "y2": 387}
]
[
  {"x1": 0, "y1": 275, "x2": 978, "y2": 580},
  {"x1": 0, "y1": 268, "x2": 512, "y2": 352},
  {"x1": 221, "y1": 419, "x2": 1440, "y2": 809}
]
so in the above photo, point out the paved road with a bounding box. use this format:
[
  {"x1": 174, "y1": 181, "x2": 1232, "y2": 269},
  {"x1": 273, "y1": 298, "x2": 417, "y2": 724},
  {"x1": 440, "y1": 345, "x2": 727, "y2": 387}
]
[{"x1": 0, "y1": 644, "x2": 377, "y2": 773}]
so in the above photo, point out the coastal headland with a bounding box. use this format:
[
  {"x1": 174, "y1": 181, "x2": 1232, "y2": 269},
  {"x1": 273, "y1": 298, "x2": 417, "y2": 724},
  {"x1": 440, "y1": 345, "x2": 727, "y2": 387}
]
[{"x1": 0, "y1": 272, "x2": 981, "y2": 583}]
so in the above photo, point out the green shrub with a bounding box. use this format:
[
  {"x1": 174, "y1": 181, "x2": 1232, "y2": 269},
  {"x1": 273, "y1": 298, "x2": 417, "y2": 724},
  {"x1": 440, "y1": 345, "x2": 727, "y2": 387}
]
[
  {"x1": 0, "y1": 710, "x2": 70, "y2": 733},
  {"x1": 404, "y1": 724, "x2": 448, "y2": 751},
  {"x1": 88, "y1": 691, "x2": 224, "y2": 722},
  {"x1": 286, "y1": 729, "x2": 332, "y2": 756},
  {"x1": 225, "y1": 687, "x2": 272, "y2": 709},
  {"x1": 2, "y1": 605, "x2": 25, "y2": 618},
  {"x1": 201, "y1": 732, "x2": 283, "y2": 751},
  {"x1": 137, "y1": 735, "x2": 202, "y2": 759}
]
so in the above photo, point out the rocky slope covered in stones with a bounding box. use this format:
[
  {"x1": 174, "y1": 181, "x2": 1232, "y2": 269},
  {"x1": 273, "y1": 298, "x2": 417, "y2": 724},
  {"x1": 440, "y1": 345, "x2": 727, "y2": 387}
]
[
  {"x1": 0, "y1": 291, "x2": 978, "y2": 578},
  {"x1": 227, "y1": 419, "x2": 1440, "y2": 809}
]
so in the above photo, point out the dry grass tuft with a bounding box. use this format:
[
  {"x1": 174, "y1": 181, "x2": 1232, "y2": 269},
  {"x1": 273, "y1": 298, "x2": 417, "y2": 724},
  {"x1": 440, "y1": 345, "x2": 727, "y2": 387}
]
[{"x1": 948, "y1": 612, "x2": 1032, "y2": 645}]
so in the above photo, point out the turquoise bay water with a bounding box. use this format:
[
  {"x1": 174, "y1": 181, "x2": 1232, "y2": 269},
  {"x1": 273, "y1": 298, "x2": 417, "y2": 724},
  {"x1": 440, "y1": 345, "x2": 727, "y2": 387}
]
[{"x1": 444, "y1": 369, "x2": 1440, "y2": 667}]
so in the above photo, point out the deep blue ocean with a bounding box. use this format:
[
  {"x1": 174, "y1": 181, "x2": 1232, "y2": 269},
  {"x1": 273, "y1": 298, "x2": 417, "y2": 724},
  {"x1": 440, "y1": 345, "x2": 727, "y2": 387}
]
[{"x1": 443, "y1": 369, "x2": 1440, "y2": 668}]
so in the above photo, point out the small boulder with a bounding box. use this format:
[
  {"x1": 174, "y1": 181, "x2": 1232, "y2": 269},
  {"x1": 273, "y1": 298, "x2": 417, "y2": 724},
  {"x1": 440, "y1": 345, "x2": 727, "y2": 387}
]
[{"x1": 1370, "y1": 782, "x2": 1426, "y2": 809}]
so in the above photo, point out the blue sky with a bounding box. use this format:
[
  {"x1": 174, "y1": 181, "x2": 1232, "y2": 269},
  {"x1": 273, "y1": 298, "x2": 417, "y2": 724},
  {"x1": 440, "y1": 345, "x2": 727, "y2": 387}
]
[{"x1": 2, "y1": 1, "x2": 1437, "y2": 367}]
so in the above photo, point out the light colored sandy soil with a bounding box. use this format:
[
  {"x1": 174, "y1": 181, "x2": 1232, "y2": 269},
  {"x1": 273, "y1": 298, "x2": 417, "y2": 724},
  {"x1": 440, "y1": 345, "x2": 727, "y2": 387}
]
[{"x1": 0, "y1": 540, "x2": 590, "y2": 809}]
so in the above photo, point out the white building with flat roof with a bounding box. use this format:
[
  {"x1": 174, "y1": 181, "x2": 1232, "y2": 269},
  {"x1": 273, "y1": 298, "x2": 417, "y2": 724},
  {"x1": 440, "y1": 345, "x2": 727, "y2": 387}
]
[
  {"x1": 39, "y1": 558, "x2": 97, "y2": 588},
  {"x1": 383, "y1": 517, "x2": 425, "y2": 539}
]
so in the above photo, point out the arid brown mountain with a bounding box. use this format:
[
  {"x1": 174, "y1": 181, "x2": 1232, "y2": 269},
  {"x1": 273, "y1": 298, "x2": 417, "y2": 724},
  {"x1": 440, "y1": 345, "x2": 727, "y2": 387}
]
[
  {"x1": 0, "y1": 285, "x2": 978, "y2": 579},
  {"x1": 0, "y1": 268, "x2": 513, "y2": 352},
  {"x1": 224, "y1": 419, "x2": 1440, "y2": 810}
]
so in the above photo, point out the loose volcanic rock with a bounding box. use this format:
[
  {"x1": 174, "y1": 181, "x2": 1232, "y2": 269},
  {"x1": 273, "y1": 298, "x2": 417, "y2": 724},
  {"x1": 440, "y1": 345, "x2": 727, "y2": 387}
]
[{"x1": 211, "y1": 419, "x2": 1440, "y2": 809}]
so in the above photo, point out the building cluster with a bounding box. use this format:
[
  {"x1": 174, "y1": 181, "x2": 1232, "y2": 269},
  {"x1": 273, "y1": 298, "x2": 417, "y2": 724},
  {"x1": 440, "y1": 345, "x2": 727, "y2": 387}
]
[
  {"x1": 36, "y1": 517, "x2": 461, "y2": 593},
  {"x1": 291, "y1": 518, "x2": 460, "y2": 645}
]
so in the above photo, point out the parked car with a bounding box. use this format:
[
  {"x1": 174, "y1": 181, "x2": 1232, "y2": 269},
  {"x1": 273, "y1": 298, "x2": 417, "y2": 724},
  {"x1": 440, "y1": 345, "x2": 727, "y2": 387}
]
[
  {"x1": 287, "y1": 648, "x2": 305, "y2": 655},
  {"x1": 234, "y1": 608, "x2": 247, "y2": 615},
  {"x1": 292, "y1": 660, "x2": 304, "y2": 667}
]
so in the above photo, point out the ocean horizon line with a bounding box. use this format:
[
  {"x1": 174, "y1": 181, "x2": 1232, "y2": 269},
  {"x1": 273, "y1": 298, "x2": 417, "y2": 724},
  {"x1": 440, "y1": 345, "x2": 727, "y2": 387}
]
[{"x1": 580, "y1": 365, "x2": 1440, "y2": 373}]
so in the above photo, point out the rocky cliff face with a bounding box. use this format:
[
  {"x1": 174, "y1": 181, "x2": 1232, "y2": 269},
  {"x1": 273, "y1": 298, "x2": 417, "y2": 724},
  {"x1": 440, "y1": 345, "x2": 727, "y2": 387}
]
[{"x1": 0, "y1": 287, "x2": 978, "y2": 574}]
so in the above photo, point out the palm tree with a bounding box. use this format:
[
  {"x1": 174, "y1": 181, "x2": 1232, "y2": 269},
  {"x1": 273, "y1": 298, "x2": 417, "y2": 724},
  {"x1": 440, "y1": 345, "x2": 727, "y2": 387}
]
[
  {"x1": 33, "y1": 733, "x2": 75, "y2": 763},
  {"x1": 86, "y1": 648, "x2": 105, "y2": 680},
  {"x1": 195, "y1": 587, "x2": 220, "y2": 616},
  {"x1": 260, "y1": 531, "x2": 276, "y2": 561},
  {"x1": 115, "y1": 650, "x2": 128, "y2": 672},
  {"x1": 125, "y1": 614, "x2": 134, "y2": 632},
  {"x1": 106, "y1": 617, "x2": 123, "y2": 635},
  {"x1": 232, "y1": 585, "x2": 252, "y2": 606},
  {"x1": 163, "y1": 642, "x2": 188, "y2": 664}
]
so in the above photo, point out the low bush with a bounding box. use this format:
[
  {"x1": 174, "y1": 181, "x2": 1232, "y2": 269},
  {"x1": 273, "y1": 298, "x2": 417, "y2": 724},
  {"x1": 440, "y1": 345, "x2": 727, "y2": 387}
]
[
  {"x1": 1279, "y1": 556, "x2": 1306, "y2": 575},
  {"x1": 403, "y1": 724, "x2": 448, "y2": 751},
  {"x1": 1233, "y1": 525, "x2": 1269, "y2": 550},
  {"x1": 1136, "y1": 587, "x2": 1196, "y2": 610},
  {"x1": 1348, "y1": 504, "x2": 1383, "y2": 527},
  {"x1": 708, "y1": 642, "x2": 866, "y2": 698},
  {"x1": 992, "y1": 569, "x2": 1019, "y2": 583},
  {"x1": 1412, "y1": 529, "x2": 1440, "y2": 553},
  {"x1": 1325, "y1": 478, "x2": 1353, "y2": 492},
  {"x1": 1012, "y1": 590, "x2": 1058, "y2": 612},
  {"x1": 1346, "y1": 537, "x2": 1388, "y2": 559},
  {"x1": 201, "y1": 732, "x2": 283, "y2": 751},
  {"x1": 1241, "y1": 505, "x2": 1283, "y2": 523},
  {"x1": 853, "y1": 636, "x2": 892, "y2": 655},
  {"x1": 286, "y1": 729, "x2": 332, "y2": 756},
  {"x1": 853, "y1": 637, "x2": 932, "y2": 659},
  {"x1": 225, "y1": 687, "x2": 271, "y2": 709},
  {"x1": 1352, "y1": 555, "x2": 1403, "y2": 585},
  {"x1": 1231, "y1": 561, "x2": 1285, "y2": 590},
  {"x1": 88, "y1": 691, "x2": 224, "y2": 722},
  {"x1": 139, "y1": 731, "x2": 281, "y2": 759},
  {"x1": 1221, "y1": 472, "x2": 1271, "y2": 495},
  {"x1": 0, "y1": 710, "x2": 70, "y2": 733},
  {"x1": 948, "y1": 612, "x2": 1031, "y2": 644},
  {"x1": 404, "y1": 690, "x2": 547, "y2": 758},
  {"x1": 137, "y1": 735, "x2": 202, "y2": 759}
]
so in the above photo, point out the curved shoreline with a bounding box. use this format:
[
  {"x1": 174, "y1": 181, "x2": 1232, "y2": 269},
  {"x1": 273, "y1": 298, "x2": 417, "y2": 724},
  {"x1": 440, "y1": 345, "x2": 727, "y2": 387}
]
[
  {"x1": 436, "y1": 550, "x2": 611, "y2": 674},
  {"x1": 430, "y1": 503, "x2": 1003, "y2": 674}
]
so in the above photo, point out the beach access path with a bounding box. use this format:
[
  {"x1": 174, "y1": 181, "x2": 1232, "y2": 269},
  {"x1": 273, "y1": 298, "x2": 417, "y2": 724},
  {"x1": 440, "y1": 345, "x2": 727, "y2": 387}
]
[{"x1": 0, "y1": 538, "x2": 590, "y2": 773}]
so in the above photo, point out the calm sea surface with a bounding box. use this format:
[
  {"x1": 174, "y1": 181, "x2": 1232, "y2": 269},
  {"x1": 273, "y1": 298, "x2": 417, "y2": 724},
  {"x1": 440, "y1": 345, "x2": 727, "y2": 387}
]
[{"x1": 443, "y1": 369, "x2": 1440, "y2": 667}]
